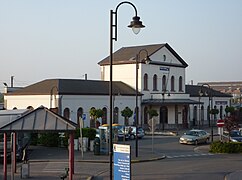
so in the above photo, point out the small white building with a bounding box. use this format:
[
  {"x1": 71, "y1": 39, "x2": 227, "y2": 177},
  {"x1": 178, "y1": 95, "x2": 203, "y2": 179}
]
[
  {"x1": 3, "y1": 43, "x2": 232, "y2": 130},
  {"x1": 3, "y1": 79, "x2": 139, "y2": 128}
]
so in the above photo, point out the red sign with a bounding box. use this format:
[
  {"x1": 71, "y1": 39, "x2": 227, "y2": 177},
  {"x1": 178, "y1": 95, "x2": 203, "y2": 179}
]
[{"x1": 217, "y1": 119, "x2": 225, "y2": 127}]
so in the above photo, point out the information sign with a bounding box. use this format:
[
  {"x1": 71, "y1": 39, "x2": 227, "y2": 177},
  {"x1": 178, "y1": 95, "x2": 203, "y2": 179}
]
[{"x1": 113, "y1": 144, "x2": 130, "y2": 180}]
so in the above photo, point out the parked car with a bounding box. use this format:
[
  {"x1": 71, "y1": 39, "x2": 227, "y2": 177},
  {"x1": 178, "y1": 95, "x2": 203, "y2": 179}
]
[
  {"x1": 126, "y1": 126, "x2": 145, "y2": 140},
  {"x1": 179, "y1": 129, "x2": 210, "y2": 145},
  {"x1": 229, "y1": 130, "x2": 242, "y2": 142}
]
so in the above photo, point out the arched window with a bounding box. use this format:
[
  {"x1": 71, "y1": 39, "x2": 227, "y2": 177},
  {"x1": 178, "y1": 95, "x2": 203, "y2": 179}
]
[
  {"x1": 143, "y1": 73, "x2": 148, "y2": 90},
  {"x1": 113, "y1": 107, "x2": 119, "y2": 124},
  {"x1": 162, "y1": 75, "x2": 166, "y2": 91},
  {"x1": 179, "y1": 76, "x2": 183, "y2": 92},
  {"x1": 77, "y1": 107, "x2": 83, "y2": 126},
  {"x1": 144, "y1": 107, "x2": 148, "y2": 125},
  {"x1": 171, "y1": 76, "x2": 175, "y2": 92},
  {"x1": 153, "y1": 74, "x2": 158, "y2": 91},
  {"x1": 102, "y1": 107, "x2": 107, "y2": 124},
  {"x1": 63, "y1": 108, "x2": 70, "y2": 119}
]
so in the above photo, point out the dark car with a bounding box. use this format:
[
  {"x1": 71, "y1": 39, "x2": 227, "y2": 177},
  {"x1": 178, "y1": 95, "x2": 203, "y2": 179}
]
[
  {"x1": 126, "y1": 126, "x2": 145, "y2": 140},
  {"x1": 230, "y1": 130, "x2": 242, "y2": 142}
]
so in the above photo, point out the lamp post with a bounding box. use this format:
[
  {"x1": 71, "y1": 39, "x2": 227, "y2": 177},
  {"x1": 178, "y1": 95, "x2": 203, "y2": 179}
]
[
  {"x1": 135, "y1": 49, "x2": 150, "y2": 157},
  {"x1": 198, "y1": 90, "x2": 203, "y2": 129},
  {"x1": 200, "y1": 83, "x2": 214, "y2": 142},
  {"x1": 109, "y1": 2, "x2": 145, "y2": 179}
]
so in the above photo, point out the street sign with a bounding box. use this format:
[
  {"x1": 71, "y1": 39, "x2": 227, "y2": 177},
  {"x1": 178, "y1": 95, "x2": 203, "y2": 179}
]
[
  {"x1": 113, "y1": 144, "x2": 130, "y2": 180},
  {"x1": 217, "y1": 119, "x2": 225, "y2": 127},
  {"x1": 82, "y1": 114, "x2": 86, "y2": 120}
]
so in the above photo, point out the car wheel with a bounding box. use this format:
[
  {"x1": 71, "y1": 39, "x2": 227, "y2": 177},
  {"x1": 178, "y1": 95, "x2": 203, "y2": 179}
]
[{"x1": 130, "y1": 134, "x2": 135, "y2": 140}]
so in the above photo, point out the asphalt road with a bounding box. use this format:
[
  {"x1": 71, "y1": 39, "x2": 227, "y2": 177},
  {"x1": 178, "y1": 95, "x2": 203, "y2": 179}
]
[
  {"x1": 1, "y1": 135, "x2": 242, "y2": 180},
  {"x1": 93, "y1": 136, "x2": 242, "y2": 180}
]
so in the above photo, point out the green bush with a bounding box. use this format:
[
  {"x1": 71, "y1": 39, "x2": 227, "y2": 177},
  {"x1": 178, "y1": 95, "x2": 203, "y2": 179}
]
[
  {"x1": 30, "y1": 128, "x2": 97, "y2": 148},
  {"x1": 210, "y1": 141, "x2": 242, "y2": 153},
  {"x1": 30, "y1": 133, "x2": 38, "y2": 145},
  {"x1": 38, "y1": 133, "x2": 60, "y2": 147},
  {"x1": 75, "y1": 128, "x2": 96, "y2": 140}
]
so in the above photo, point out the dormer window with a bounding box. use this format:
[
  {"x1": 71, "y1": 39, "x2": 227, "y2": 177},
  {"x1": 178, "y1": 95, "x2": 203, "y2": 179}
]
[{"x1": 163, "y1": 55, "x2": 166, "y2": 61}]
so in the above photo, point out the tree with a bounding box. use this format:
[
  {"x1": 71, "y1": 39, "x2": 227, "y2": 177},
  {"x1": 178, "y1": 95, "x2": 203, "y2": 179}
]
[
  {"x1": 224, "y1": 106, "x2": 239, "y2": 141},
  {"x1": 121, "y1": 107, "x2": 133, "y2": 126},
  {"x1": 89, "y1": 108, "x2": 103, "y2": 128},
  {"x1": 225, "y1": 106, "x2": 235, "y2": 116},
  {"x1": 147, "y1": 109, "x2": 158, "y2": 119}
]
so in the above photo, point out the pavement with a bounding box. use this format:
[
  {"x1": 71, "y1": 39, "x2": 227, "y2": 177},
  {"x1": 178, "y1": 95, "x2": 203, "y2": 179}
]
[{"x1": 1, "y1": 127, "x2": 241, "y2": 180}]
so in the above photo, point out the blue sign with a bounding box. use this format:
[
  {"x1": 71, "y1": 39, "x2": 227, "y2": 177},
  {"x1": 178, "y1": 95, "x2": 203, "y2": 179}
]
[
  {"x1": 160, "y1": 67, "x2": 170, "y2": 71},
  {"x1": 113, "y1": 144, "x2": 130, "y2": 180},
  {"x1": 82, "y1": 114, "x2": 86, "y2": 120}
]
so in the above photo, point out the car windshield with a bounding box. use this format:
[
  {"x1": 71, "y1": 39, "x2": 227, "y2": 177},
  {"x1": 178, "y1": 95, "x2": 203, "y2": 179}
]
[
  {"x1": 185, "y1": 131, "x2": 199, "y2": 136},
  {"x1": 230, "y1": 131, "x2": 242, "y2": 137}
]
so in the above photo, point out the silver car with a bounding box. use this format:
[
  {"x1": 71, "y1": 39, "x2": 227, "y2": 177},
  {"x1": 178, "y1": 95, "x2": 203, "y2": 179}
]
[{"x1": 179, "y1": 129, "x2": 210, "y2": 145}]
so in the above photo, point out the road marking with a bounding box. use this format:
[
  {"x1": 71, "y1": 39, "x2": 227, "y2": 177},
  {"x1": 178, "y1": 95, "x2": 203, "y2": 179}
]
[{"x1": 166, "y1": 153, "x2": 214, "y2": 159}]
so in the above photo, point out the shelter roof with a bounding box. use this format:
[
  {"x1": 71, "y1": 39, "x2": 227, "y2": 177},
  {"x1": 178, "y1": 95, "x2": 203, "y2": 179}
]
[
  {"x1": 0, "y1": 109, "x2": 30, "y2": 128},
  {"x1": 0, "y1": 106, "x2": 77, "y2": 132}
]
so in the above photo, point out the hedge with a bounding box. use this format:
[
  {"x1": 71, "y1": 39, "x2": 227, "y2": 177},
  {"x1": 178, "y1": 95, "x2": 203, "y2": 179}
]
[
  {"x1": 210, "y1": 141, "x2": 242, "y2": 153},
  {"x1": 31, "y1": 128, "x2": 97, "y2": 147}
]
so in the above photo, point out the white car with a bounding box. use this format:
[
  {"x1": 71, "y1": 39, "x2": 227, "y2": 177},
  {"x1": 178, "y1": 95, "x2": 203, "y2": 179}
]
[{"x1": 179, "y1": 129, "x2": 210, "y2": 145}]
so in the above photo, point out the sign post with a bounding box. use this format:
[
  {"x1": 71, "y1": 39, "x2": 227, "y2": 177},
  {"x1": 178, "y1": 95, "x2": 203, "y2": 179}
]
[
  {"x1": 217, "y1": 119, "x2": 225, "y2": 140},
  {"x1": 113, "y1": 144, "x2": 130, "y2": 180}
]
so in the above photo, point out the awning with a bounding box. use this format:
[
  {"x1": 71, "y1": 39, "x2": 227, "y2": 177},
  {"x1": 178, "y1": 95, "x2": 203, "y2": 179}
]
[{"x1": 142, "y1": 99, "x2": 202, "y2": 105}]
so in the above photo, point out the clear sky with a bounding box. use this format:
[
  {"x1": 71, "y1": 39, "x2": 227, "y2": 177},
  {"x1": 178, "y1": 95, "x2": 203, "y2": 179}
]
[{"x1": 1, "y1": 0, "x2": 242, "y2": 92}]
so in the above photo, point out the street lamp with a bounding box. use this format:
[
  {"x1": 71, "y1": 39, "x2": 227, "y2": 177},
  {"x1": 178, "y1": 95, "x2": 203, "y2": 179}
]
[
  {"x1": 135, "y1": 49, "x2": 150, "y2": 157},
  {"x1": 109, "y1": 2, "x2": 145, "y2": 179},
  {"x1": 198, "y1": 90, "x2": 203, "y2": 129},
  {"x1": 200, "y1": 83, "x2": 214, "y2": 142}
]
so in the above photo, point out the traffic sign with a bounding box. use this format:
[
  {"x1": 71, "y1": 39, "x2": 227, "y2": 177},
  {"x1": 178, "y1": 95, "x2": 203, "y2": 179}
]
[
  {"x1": 217, "y1": 119, "x2": 225, "y2": 127},
  {"x1": 82, "y1": 114, "x2": 86, "y2": 120}
]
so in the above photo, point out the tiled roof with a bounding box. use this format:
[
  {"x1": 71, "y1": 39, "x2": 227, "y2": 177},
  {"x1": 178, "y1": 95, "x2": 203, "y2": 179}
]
[
  {"x1": 5, "y1": 79, "x2": 137, "y2": 96},
  {"x1": 185, "y1": 85, "x2": 232, "y2": 97},
  {"x1": 98, "y1": 43, "x2": 188, "y2": 67}
]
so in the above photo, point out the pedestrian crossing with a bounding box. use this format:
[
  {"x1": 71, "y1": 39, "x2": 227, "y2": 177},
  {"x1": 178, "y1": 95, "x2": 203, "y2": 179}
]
[{"x1": 166, "y1": 153, "x2": 214, "y2": 159}]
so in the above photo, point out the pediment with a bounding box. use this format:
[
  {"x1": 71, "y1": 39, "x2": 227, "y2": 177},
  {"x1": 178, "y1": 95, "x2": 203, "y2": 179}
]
[{"x1": 150, "y1": 46, "x2": 187, "y2": 67}]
